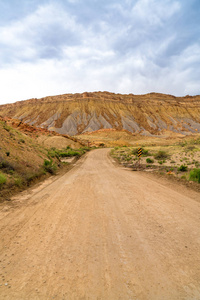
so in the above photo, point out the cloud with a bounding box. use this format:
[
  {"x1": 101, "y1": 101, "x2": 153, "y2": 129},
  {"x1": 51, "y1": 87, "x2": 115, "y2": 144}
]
[
  {"x1": 0, "y1": 3, "x2": 80, "y2": 64},
  {"x1": 0, "y1": 0, "x2": 199, "y2": 104},
  {"x1": 131, "y1": 0, "x2": 181, "y2": 25}
]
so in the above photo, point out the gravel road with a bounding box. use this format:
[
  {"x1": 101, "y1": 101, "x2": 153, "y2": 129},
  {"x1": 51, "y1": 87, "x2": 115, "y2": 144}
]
[{"x1": 0, "y1": 148, "x2": 200, "y2": 300}]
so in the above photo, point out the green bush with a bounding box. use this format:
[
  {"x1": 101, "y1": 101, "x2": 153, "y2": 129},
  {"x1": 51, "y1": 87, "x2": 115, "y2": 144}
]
[
  {"x1": 154, "y1": 150, "x2": 169, "y2": 160},
  {"x1": 80, "y1": 146, "x2": 90, "y2": 152},
  {"x1": 178, "y1": 165, "x2": 188, "y2": 172},
  {"x1": 126, "y1": 157, "x2": 132, "y2": 161},
  {"x1": 146, "y1": 158, "x2": 154, "y2": 163},
  {"x1": 0, "y1": 172, "x2": 7, "y2": 185},
  {"x1": 142, "y1": 148, "x2": 150, "y2": 157},
  {"x1": 48, "y1": 150, "x2": 58, "y2": 158},
  {"x1": 43, "y1": 160, "x2": 57, "y2": 174},
  {"x1": 189, "y1": 168, "x2": 200, "y2": 183},
  {"x1": 59, "y1": 150, "x2": 80, "y2": 157}
]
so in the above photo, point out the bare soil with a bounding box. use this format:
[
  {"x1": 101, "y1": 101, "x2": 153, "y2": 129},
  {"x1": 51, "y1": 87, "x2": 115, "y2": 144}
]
[{"x1": 0, "y1": 149, "x2": 200, "y2": 299}]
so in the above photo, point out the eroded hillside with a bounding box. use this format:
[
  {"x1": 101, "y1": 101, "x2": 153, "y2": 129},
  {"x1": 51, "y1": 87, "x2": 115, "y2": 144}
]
[
  {"x1": 1, "y1": 92, "x2": 200, "y2": 136},
  {"x1": 0, "y1": 116, "x2": 86, "y2": 201}
]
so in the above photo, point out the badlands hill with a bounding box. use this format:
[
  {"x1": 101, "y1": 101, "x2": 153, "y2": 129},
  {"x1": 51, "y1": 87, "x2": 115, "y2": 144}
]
[{"x1": 0, "y1": 92, "x2": 200, "y2": 137}]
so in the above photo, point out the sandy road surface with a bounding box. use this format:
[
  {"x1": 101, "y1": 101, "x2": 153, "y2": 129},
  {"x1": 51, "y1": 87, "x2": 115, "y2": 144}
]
[{"x1": 0, "y1": 149, "x2": 200, "y2": 300}]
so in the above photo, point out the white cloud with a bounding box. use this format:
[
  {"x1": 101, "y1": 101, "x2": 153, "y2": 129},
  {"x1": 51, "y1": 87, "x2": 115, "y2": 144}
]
[
  {"x1": 0, "y1": 3, "x2": 79, "y2": 64},
  {"x1": 0, "y1": 0, "x2": 199, "y2": 104},
  {"x1": 132, "y1": 0, "x2": 181, "y2": 26}
]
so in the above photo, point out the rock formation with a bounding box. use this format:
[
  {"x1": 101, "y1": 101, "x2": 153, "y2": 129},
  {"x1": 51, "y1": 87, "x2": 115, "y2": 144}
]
[{"x1": 0, "y1": 92, "x2": 200, "y2": 136}]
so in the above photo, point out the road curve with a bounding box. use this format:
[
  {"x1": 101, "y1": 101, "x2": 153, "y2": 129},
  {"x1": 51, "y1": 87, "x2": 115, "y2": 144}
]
[{"x1": 0, "y1": 148, "x2": 200, "y2": 300}]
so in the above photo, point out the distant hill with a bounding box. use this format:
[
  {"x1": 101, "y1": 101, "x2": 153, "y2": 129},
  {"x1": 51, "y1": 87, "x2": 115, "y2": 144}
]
[{"x1": 0, "y1": 92, "x2": 200, "y2": 136}]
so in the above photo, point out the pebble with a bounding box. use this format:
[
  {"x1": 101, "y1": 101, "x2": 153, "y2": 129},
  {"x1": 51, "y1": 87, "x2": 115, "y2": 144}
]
[{"x1": 5, "y1": 283, "x2": 8, "y2": 286}]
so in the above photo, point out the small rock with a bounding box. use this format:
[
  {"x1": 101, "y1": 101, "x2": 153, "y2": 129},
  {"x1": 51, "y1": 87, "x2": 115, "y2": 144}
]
[{"x1": 5, "y1": 283, "x2": 8, "y2": 286}]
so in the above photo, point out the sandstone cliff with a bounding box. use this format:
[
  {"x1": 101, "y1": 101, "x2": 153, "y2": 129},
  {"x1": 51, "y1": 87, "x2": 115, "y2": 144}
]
[{"x1": 0, "y1": 92, "x2": 200, "y2": 136}]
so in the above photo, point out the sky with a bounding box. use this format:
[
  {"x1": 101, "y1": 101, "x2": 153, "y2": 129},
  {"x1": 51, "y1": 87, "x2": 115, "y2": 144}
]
[{"x1": 0, "y1": 0, "x2": 200, "y2": 104}]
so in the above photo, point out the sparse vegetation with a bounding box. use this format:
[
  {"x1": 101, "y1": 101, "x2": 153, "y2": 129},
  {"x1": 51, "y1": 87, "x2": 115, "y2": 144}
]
[
  {"x1": 0, "y1": 160, "x2": 15, "y2": 173},
  {"x1": 189, "y1": 169, "x2": 200, "y2": 183},
  {"x1": 0, "y1": 118, "x2": 90, "y2": 202},
  {"x1": 59, "y1": 150, "x2": 81, "y2": 157},
  {"x1": 146, "y1": 158, "x2": 154, "y2": 163},
  {"x1": 14, "y1": 176, "x2": 23, "y2": 187},
  {"x1": 43, "y1": 159, "x2": 57, "y2": 175},
  {"x1": 110, "y1": 139, "x2": 200, "y2": 190},
  {"x1": 19, "y1": 139, "x2": 25, "y2": 144},
  {"x1": 0, "y1": 172, "x2": 7, "y2": 186},
  {"x1": 154, "y1": 150, "x2": 169, "y2": 160},
  {"x1": 178, "y1": 165, "x2": 188, "y2": 172}
]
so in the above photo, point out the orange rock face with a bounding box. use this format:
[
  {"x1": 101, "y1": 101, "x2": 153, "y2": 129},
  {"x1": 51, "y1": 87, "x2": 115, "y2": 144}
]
[{"x1": 0, "y1": 92, "x2": 200, "y2": 136}]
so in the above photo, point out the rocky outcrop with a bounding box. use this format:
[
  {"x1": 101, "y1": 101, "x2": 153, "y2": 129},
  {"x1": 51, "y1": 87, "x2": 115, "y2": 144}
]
[{"x1": 0, "y1": 92, "x2": 200, "y2": 136}]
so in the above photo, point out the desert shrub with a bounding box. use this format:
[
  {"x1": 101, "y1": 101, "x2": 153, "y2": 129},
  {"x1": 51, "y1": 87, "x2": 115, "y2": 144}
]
[
  {"x1": 0, "y1": 160, "x2": 15, "y2": 172},
  {"x1": 14, "y1": 176, "x2": 23, "y2": 187},
  {"x1": 146, "y1": 158, "x2": 154, "y2": 163},
  {"x1": 19, "y1": 139, "x2": 25, "y2": 144},
  {"x1": 189, "y1": 168, "x2": 200, "y2": 183},
  {"x1": 132, "y1": 148, "x2": 138, "y2": 155},
  {"x1": 178, "y1": 165, "x2": 188, "y2": 172},
  {"x1": 0, "y1": 172, "x2": 7, "y2": 185},
  {"x1": 59, "y1": 150, "x2": 80, "y2": 157},
  {"x1": 142, "y1": 148, "x2": 150, "y2": 156},
  {"x1": 24, "y1": 169, "x2": 45, "y2": 185},
  {"x1": 154, "y1": 150, "x2": 169, "y2": 160},
  {"x1": 186, "y1": 146, "x2": 196, "y2": 151},
  {"x1": 194, "y1": 138, "x2": 200, "y2": 144},
  {"x1": 43, "y1": 160, "x2": 57, "y2": 174},
  {"x1": 126, "y1": 156, "x2": 132, "y2": 161},
  {"x1": 48, "y1": 149, "x2": 59, "y2": 158},
  {"x1": 179, "y1": 141, "x2": 187, "y2": 147},
  {"x1": 80, "y1": 146, "x2": 90, "y2": 152}
]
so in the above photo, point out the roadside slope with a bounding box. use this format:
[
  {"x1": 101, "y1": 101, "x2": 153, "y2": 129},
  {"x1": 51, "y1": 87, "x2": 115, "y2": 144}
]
[{"x1": 0, "y1": 149, "x2": 200, "y2": 299}]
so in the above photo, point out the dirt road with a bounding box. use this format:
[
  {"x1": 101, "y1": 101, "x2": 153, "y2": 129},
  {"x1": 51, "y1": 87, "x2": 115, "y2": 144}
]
[{"x1": 0, "y1": 149, "x2": 200, "y2": 300}]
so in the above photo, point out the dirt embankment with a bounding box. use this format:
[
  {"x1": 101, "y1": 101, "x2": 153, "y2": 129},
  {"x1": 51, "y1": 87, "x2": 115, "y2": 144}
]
[{"x1": 0, "y1": 149, "x2": 200, "y2": 299}]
